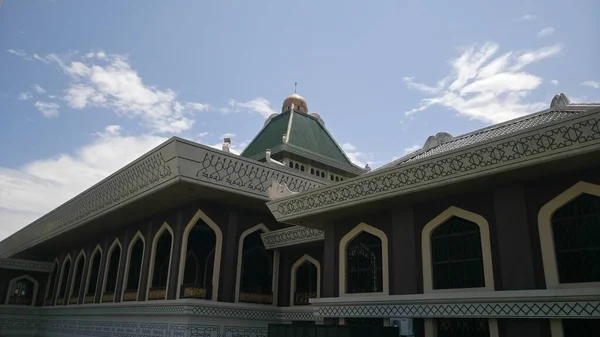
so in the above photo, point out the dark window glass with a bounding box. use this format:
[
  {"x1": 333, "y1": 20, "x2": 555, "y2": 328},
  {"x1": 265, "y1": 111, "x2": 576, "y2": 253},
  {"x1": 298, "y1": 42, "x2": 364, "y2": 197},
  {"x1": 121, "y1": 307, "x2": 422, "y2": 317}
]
[
  {"x1": 87, "y1": 251, "x2": 102, "y2": 295},
  {"x1": 182, "y1": 219, "x2": 216, "y2": 299},
  {"x1": 436, "y1": 318, "x2": 489, "y2": 337},
  {"x1": 126, "y1": 240, "x2": 143, "y2": 290},
  {"x1": 563, "y1": 319, "x2": 600, "y2": 337},
  {"x1": 46, "y1": 262, "x2": 59, "y2": 300},
  {"x1": 105, "y1": 245, "x2": 121, "y2": 292},
  {"x1": 239, "y1": 230, "x2": 273, "y2": 304},
  {"x1": 58, "y1": 259, "x2": 71, "y2": 300},
  {"x1": 431, "y1": 216, "x2": 484, "y2": 289},
  {"x1": 552, "y1": 194, "x2": 600, "y2": 283},
  {"x1": 9, "y1": 278, "x2": 35, "y2": 305},
  {"x1": 71, "y1": 255, "x2": 86, "y2": 300},
  {"x1": 346, "y1": 231, "x2": 382, "y2": 293},
  {"x1": 294, "y1": 261, "x2": 318, "y2": 305},
  {"x1": 151, "y1": 231, "x2": 172, "y2": 288}
]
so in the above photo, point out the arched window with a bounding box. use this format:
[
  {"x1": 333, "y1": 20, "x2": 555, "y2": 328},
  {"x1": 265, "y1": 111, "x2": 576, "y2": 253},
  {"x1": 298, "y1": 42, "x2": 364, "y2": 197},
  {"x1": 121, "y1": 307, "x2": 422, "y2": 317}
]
[
  {"x1": 56, "y1": 256, "x2": 72, "y2": 305},
  {"x1": 44, "y1": 260, "x2": 59, "y2": 306},
  {"x1": 69, "y1": 251, "x2": 86, "y2": 305},
  {"x1": 539, "y1": 182, "x2": 600, "y2": 291},
  {"x1": 289, "y1": 161, "x2": 293, "y2": 168},
  {"x1": 346, "y1": 232, "x2": 382, "y2": 293},
  {"x1": 320, "y1": 172, "x2": 325, "y2": 178},
  {"x1": 102, "y1": 239, "x2": 121, "y2": 303},
  {"x1": 310, "y1": 168, "x2": 315, "y2": 175},
  {"x1": 551, "y1": 193, "x2": 600, "y2": 284},
  {"x1": 294, "y1": 163, "x2": 299, "y2": 170},
  {"x1": 147, "y1": 223, "x2": 173, "y2": 301},
  {"x1": 84, "y1": 246, "x2": 102, "y2": 304},
  {"x1": 421, "y1": 206, "x2": 496, "y2": 337},
  {"x1": 236, "y1": 224, "x2": 275, "y2": 304},
  {"x1": 431, "y1": 216, "x2": 484, "y2": 289},
  {"x1": 339, "y1": 223, "x2": 389, "y2": 296},
  {"x1": 5, "y1": 276, "x2": 38, "y2": 305},
  {"x1": 300, "y1": 165, "x2": 305, "y2": 172},
  {"x1": 178, "y1": 209, "x2": 222, "y2": 300},
  {"x1": 290, "y1": 254, "x2": 320, "y2": 306},
  {"x1": 123, "y1": 233, "x2": 144, "y2": 301}
]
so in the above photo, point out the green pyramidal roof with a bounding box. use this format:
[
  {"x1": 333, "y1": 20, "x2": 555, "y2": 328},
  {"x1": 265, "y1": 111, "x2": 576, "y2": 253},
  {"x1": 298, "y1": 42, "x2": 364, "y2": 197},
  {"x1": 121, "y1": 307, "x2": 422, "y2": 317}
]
[{"x1": 240, "y1": 109, "x2": 365, "y2": 175}]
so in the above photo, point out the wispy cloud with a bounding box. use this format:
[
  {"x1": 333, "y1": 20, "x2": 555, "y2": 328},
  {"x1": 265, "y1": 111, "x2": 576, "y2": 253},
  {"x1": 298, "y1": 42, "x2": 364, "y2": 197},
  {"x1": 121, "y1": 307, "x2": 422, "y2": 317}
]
[
  {"x1": 33, "y1": 84, "x2": 46, "y2": 94},
  {"x1": 550, "y1": 80, "x2": 559, "y2": 86},
  {"x1": 581, "y1": 81, "x2": 600, "y2": 89},
  {"x1": 34, "y1": 101, "x2": 60, "y2": 118},
  {"x1": 223, "y1": 98, "x2": 277, "y2": 118},
  {"x1": 13, "y1": 49, "x2": 210, "y2": 134},
  {"x1": 7, "y1": 48, "x2": 32, "y2": 60},
  {"x1": 515, "y1": 14, "x2": 536, "y2": 21},
  {"x1": 18, "y1": 92, "x2": 32, "y2": 101},
  {"x1": 341, "y1": 143, "x2": 375, "y2": 168},
  {"x1": 404, "y1": 42, "x2": 563, "y2": 124},
  {"x1": 537, "y1": 26, "x2": 555, "y2": 38}
]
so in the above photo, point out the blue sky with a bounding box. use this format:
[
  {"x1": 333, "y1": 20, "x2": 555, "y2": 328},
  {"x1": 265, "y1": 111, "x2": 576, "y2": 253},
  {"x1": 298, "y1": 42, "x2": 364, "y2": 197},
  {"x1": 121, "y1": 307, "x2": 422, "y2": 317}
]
[{"x1": 0, "y1": 0, "x2": 599, "y2": 240}]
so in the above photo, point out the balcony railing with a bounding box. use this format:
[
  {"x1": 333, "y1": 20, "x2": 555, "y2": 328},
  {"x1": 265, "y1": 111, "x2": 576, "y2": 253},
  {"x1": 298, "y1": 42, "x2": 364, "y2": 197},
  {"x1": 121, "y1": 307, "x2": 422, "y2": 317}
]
[
  {"x1": 7, "y1": 296, "x2": 32, "y2": 305},
  {"x1": 122, "y1": 290, "x2": 138, "y2": 302},
  {"x1": 180, "y1": 284, "x2": 211, "y2": 300},
  {"x1": 68, "y1": 296, "x2": 78, "y2": 305},
  {"x1": 148, "y1": 287, "x2": 167, "y2": 300},
  {"x1": 294, "y1": 291, "x2": 317, "y2": 305},
  {"x1": 101, "y1": 292, "x2": 114, "y2": 303},
  {"x1": 84, "y1": 294, "x2": 95, "y2": 304},
  {"x1": 239, "y1": 292, "x2": 273, "y2": 305}
]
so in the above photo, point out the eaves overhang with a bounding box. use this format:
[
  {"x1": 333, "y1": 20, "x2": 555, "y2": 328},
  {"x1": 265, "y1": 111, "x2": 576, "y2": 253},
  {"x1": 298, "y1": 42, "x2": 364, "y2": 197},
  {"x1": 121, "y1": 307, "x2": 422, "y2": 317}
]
[
  {"x1": 0, "y1": 137, "x2": 325, "y2": 258},
  {"x1": 0, "y1": 257, "x2": 54, "y2": 273},
  {"x1": 267, "y1": 107, "x2": 600, "y2": 224}
]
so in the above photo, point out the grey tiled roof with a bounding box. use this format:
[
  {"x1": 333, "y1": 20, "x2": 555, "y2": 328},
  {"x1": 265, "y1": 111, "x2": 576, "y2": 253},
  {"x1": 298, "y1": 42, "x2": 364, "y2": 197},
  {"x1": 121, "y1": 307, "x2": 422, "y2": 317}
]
[{"x1": 379, "y1": 104, "x2": 599, "y2": 171}]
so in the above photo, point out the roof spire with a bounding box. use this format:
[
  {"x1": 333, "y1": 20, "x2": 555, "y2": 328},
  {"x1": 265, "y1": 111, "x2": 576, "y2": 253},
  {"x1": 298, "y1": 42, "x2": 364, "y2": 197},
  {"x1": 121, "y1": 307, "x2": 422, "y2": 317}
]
[{"x1": 294, "y1": 82, "x2": 297, "y2": 93}]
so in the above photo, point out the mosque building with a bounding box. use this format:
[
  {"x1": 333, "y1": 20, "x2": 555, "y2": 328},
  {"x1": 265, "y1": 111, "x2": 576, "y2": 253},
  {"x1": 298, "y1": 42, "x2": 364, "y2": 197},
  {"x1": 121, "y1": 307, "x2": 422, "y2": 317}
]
[{"x1": 0, "y1": 92, "x2": 599, "y2": 337}]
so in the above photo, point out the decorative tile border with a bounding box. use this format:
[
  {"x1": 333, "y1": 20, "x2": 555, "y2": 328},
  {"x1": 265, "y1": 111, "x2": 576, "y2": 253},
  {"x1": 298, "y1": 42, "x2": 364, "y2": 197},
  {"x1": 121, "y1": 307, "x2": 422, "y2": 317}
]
[
  {"x1": 0, "y1": 258, "x2": 54, "y2": 273},
  {"x1": 268, "y1": 109, "x2": 600, "y2": 222},
  {"x1": 316, "y1": 301, "x2": 600, "y2": 319},
  {"x1": 261, "y1": 226, "x2": 324, "y2": 249}
]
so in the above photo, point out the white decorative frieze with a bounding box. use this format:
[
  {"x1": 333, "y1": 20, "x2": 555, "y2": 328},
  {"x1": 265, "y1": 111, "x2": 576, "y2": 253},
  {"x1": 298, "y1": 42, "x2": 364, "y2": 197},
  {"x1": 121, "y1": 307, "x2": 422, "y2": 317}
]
[
  {"x1": 261, "y1": 225, "x2": 324, "y2": 249},
  {"x1": 0, "y1": 258, "x2": 54, "y2": 273}
]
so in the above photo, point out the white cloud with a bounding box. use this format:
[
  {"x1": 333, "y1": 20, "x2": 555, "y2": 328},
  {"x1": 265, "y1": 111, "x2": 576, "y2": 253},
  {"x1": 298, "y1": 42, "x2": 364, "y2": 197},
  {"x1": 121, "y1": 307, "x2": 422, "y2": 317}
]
[
  {"x1": 341, "y1": 143, "x2": 374, "y2": 168},
  {"x1": 537, "y1": 26, "x2": 555, "y2": 38},
  {"x1": 515, "y1": 14, "x2": 536, "y2": 21},
  {"x1": 33, "y1": 84, "x2": 46, "y2": 94},
  {"x1": 581, "y1": 81, "x2": 600, "y2": 89},
  {"x1": 220, "y1": 132, "x2": 236, "y2": 139},
  {"x1": 404, "y1": 144, "x2": 421, "y2": 154},
  {"x1": 551, "y1": 80, "x2": 559, "y2": 86},
  {"x1": 7, "y1": 48, "x2": 31, "y2": 60},
  {"x1": 19, "y1": 50, "x2": 210, "y2": 134},
  {"x1": 225, "y1": 98, "x2": 277, "y2": 118},
  {"x1": 18, "y1": 92, "x2": 32, "y2": 101},
  {"x1": 404, "y1": 42, "x2": 563, "y2": 124},
  {"x1": 197, "y1": 132, "x2": 209, "y2": 138},
  {"x1": 0, "y1": 126, "x2": 167, "y2": 240},
  {"x1": 34, "y1": 101, "x2": 60, "y2": 118}
]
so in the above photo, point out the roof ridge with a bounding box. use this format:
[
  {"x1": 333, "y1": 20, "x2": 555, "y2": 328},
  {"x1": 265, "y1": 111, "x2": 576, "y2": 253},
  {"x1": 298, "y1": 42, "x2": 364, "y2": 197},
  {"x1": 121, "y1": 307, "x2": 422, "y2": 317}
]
[
  {"x1": 290, "y1": 110, "x2": 366, "y2": 172},
  {"x1": 240, "y1": 110, "x2": 290, "y2": 157}
]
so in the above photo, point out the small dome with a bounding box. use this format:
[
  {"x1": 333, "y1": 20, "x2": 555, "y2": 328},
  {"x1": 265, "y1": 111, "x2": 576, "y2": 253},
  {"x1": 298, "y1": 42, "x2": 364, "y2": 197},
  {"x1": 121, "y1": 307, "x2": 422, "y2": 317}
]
[
  {"x1": 282, "y1": 93, "x2": 308, "y2": 113},
  {"x1": 310, "y1": 112, "x2": 325, "y2": 126}
]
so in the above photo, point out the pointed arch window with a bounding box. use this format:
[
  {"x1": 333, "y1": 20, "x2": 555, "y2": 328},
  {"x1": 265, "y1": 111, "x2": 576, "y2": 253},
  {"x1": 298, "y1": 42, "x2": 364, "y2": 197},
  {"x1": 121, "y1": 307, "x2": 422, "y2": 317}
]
[
  {"x1": 69, "y1": 252, "x2": 86, "y2": 305},
  {"x1": 431, "y1": 216, "x2": 484, "y2": 290},
  {"x1": 123, "y1": 236, "x2": 144, "y2": 301},
  {"x1": 237, "y1": 225, "x2": 274, "y2": 304},
  {"x1": 291, "y1": 255, "x2": 320, "y2": 306},
  {"x1": 6, "y1": 276, "x2": 38, "y2": 305},
  {"x1": 346, "y1": 231, "x2": 383, "y2": 294},
  {"x1": 56, "y1": 257, "x2": 72, "y2": 305},
  {"x1": 102, "y1": 240, "x2": 121, "y2": 302},
  {"x1": 84, "y1": 247, "x2": 102, "y2": 304},
  {"x1": 179, "y1": 213, "x2": 218, "y2": 300},
  {"x1": 147, "y1": 224, "x2": 173, "y2": 301},
  {"x1": 551, "y1": 193, "x2": 600, "y2": 284},
  {"x1": 44, "y1": 261, "x2": 59, "y2": 306}
]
